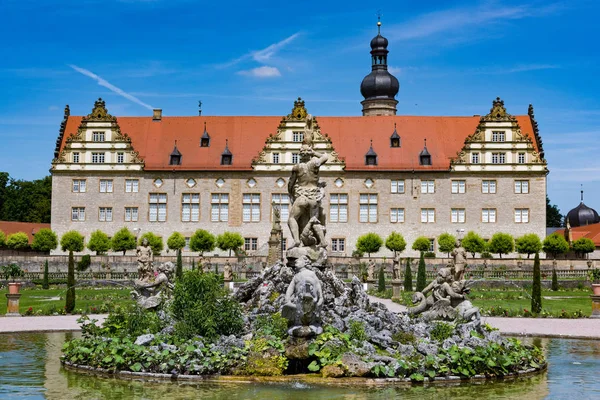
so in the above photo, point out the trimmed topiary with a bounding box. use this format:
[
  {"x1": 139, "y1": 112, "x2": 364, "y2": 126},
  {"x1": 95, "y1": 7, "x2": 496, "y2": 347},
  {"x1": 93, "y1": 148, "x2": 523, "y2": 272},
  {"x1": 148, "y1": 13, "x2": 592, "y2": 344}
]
[
  {"x1": 531, "y1": 253, "x2": 542, "y2": 314},
  {"x1": 416, "y1": 252, "x2": 427, "y2": 292}
]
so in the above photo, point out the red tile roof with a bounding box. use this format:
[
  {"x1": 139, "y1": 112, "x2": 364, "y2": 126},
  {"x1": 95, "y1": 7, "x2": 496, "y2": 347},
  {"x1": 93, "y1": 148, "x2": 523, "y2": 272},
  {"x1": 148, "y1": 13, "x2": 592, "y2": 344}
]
[
  {"x1": 556, "y1": 223, "x2": 600, "y2": 247},
  {"x1": 58, "y1": 114, "x2": 538, "y2": 171},
  {"x1": 0, "y1": 221, "x2": 51, "y2": 243}
]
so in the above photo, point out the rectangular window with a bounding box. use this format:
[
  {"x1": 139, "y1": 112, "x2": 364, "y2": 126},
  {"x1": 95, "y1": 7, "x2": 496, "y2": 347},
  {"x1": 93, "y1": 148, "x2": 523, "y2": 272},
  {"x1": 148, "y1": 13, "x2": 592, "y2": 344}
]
[
  {"x1": 149, "y1": 193, "x2": 167, "y2": 222},
  {"x1": 99, "y1": 179, "x2": 113, "y2": 193},
  {"x1": 421, "y1": 180, "x2": 435, "y2": 194},
  {"x1": 92, "y1": 131, "x2": 105, "y2": 142},
  {"x1": 482, "y1": 180, "x2": 497, "y2": 194},
  {"x1": 518, "y1": 153, "x2": 526, "y2": 164},
  {"x1": 359, "y1": 194, "x2": 378, "y2": 223},
  {"x1": 117, "y1": 152, "x2": 124, "y2": 163},
  {"x1": 292, "y1": 131, "x2": 304, "y2": 142},
  {"x1": 72, "y1": 152, "x2": 80, "y2": 163},
  {"x1": 244, "y1": 238, "x2": 258, "y2": 251},
  {"x1": 390, "y1": 208, "x2": 405, "y2": 223},
  {"x1": 125, "y1": 179, "x2": 139, "y2": 193},
  {"x1": 211, "y1": 193, "x2": 229, "y2": 222},
  {"x1": 429, "y1": 239, "x2": 435, "y2": 252},
  {"x1": 99, "y1": 207, "x2": 113, "y2": 222},
  {"x1": 391, "y1": 179, "x2": 405, "y2": 194},
  {"x1": 71, "y1": 207, "x2": 85, "y2": 221},
  {"x1": 330, "y1": 194, "x2": 348, "y2": 223},
  {"x1": 421, "y1": 208, "x2": 435, "y2": 223},
  {"x1": 72, "y1": 179, "x2": 86, "y2": 193},
  {"x1": 331, "y1": 238, "x2": 346, "y2": 253},
  {"x1": 125, "y1": 207, "x2": 138, "y2": 222},
  {"x1": 491, "y1": 131, "x2": 505, "y2": 142},
  {"x1": 272, "y1": 194, "x2": 290, "y2": 222},
  {"x1": 514, "y1": 180, "x2": 529, "y2": 194},
  {"x1": 471, "y1": 152, "x2": 479, "y2": 164},
  {"x1": 242, "y1": 193, "x2": 261, "y2": 222},
  {"x1": 291, "y1": 153, "x2": 299, "y2": 164},
  {"x1": 184, "y1": 237, "x2": 190, "y2": 251},
  {"x1": 451, "y1": 208, "x2": 465, "y2": 223},
  {"x1": 482, "y1": 208, "x2": 497, "y2": 223},
  {"x1": 515, "y1": 208, "x2": 529, "y2": 223},
  {"x1": 281, "y1": 238, "x2": 287, "y2": 251},
  {"x1": 272, "y1": 153, "x2": 280, "y2": 164},
  {"x1": 91, "y1": 152, "x2": 105, "y2": 163},
  {"x1": 491, "y1": 152, "x2": 506, "y2": 164},
  {"x1": 182, "y1": 193, "x2": 200, "y2": 222},
  {"x1": 451, "y1": 180, "x2": 466, "y2": 194}
]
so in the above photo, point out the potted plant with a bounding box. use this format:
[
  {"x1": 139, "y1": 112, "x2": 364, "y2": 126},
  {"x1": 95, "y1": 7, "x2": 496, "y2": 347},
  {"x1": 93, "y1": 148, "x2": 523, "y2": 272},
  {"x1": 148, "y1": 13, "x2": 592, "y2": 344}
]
[
  {"x1": 589, "y1": 268, "x2": 600, "y2": 296},
  {"x1": 2, "y1": 264, "x2": 24, "y2": 294}
]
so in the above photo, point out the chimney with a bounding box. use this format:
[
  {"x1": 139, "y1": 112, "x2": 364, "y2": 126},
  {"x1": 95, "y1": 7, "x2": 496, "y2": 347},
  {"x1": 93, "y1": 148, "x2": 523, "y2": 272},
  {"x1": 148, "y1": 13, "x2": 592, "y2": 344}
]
[{"x1": 153, "y1": 108, "x2": 162, "y2": 121}]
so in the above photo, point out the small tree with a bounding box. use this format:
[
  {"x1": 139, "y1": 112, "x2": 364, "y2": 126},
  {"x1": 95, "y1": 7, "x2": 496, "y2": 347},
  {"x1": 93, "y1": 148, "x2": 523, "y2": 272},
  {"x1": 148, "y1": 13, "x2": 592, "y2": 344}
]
[
  {"x1": 168, "y1": 232, "x2": 186, "y2": 280},
  {"x1": 176, "y1": 249, "x2": 183, "y2": 280},
  {"x1": 571, "y1": 237, "x2": 595, "y2": 259},
  {"x1": 87, "y1": 230, "x2": 111, "y2": 255},
  {"x1": 416, "y1": 252, "x2": 427, "y2": 292},
  {"x1": 385, "y1": 232, "x2": 407, "y2": 256},
  {"x1": 356, "y1": 233, "x2": 383, "y2": 258},
  {"x1": 139, "y1": 232, "x2": 164, "y2": 256},
  {"x1": 551, "y1": 268, "x2": 559, "y2": 291},
  {"x1": 0, "y1": 230, "x2": 6, "y2": 247},
  {"x1": 437, "y1": 233, "x2": 456, "y2": 257},
  {"x1": 31, "y1": 228, "x2": 58, "y2": 253},
  {"x1": 412, "y1": 236, "x2": 431, "y2": 254},
  {"x1": 42, "y1": 259, "x2": 49, "y2": 289},
  {"x1": 531, "y1": 253, "x2": 542, "y2": 314},
  {"x1": 378, "y1": 266, "x2": 386, "y2": 292},
  {"x1": 403, "y1": 258, "x2": 413, "y2": 291},
  {"x1": 488, "y1": 232, "x2": 514, "y2": 259},
  {"x1": 216, "y1": 232, "x2": 244, "y2": 256},
  {"x1": 6, "y1": 232, "x2": 29, "y2": 250},
  {"x1": 111, "y1": 227, "x2": 136, "y2": 255},
  {"x1": 462, "y1": 231, "x2": 486, "y2": 258},
  {"x1": 190, "y1": 229, "x2": 216, "y2": 256},
  {"x1": 515, "y1": 233, "x2": 542, "y2": 259},
  {"x1": 61, "y1": 230, "x2": 84, "y2": 313},
  {"x1": 542, "y1": 233, "x2": 569, "y2": 259}
]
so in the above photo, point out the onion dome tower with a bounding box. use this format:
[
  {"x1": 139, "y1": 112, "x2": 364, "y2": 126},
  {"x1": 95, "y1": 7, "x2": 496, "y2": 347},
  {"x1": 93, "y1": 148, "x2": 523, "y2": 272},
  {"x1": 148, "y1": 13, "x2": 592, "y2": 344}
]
[
  {"x1": 566, "y1": 187, "x2": 600, "y2": 227},
  {"x1": 360, "y1": 18, "x2": 399, "y2": 116}
]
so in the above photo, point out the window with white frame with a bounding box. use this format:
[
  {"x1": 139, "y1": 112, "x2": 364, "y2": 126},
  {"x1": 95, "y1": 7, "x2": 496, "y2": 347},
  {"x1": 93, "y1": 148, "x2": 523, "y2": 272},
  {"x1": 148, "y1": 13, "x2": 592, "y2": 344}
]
[
  {"x1": 390, "y1": 208, "x2": 405, "y2": 223},
  {"x1": 482, "y1": 208, "x2": 496, "y2": 223},
  {"x1": 243, "y1": 194, "x2": 260, "y2": 222},
  {"x1": 515, "y1": 208, "x2": 529, "y2": 223},
  {"x1": 149, "y1": 193, "x2": 167, "y2": 222},
  {"x1": 359, "y1": 194, "x2": 378, "y2": 223},
  {"x1": 117, "y1": 152, "x2": 124, "y2": 163},
  {"x1": 272, "y1": 153, "x2": 280, "y2": 164},
  {"x1": 491, "y1": 152, "x2": 506, "y2": 164},
  {"x1": 451, "y1": 180, "x2": 466, "y2": 194},
  {"x1": 482, "y1": 180, "x2": 497, "y2": 194},
  {"x1": 391, "y1": 179, "x2": 405, "y2": 194},
  {"x1": 99, "y1": 207, "x2": 113, "y2": 222},
  {"x1": 329, "y1": 194, "x2": 348, "y2": 223},
  {"x1": 211, "y1": 193, "x2": 229, "y2": 222},
  {"x1": 244, "y1": 237, "x2": 258, "y2": 251},
  {"x1": 491, "y1": 131, "x2": 505, "y2": 142},
  {"x1": 291, "y1": 153, "x2": 299, "y2": 164},
  {"x1": 471, "y1": 152, "x2": 479, "y2": 164},
  {"x1": 518, "y1": 153, "x2": 526, "y2": 164},
  {"x1": 99, "y1": 179, "x2": 113, "y2": 193},
  {"x1": 92, "y1": 131, "x2": 105, "y2": 142},
  {"x1": 72, "y1": 152, "x2": 80, "y2": 163},
  {"x1": 451, "y1": 208, "x2": 465, "y2": 223},
  {"x1": 91, "y1": 152, "x2": 105, "y2": 163},
  {"x1": 331, "y1": 238, "x2": 345, "y2": 253},
  {"x1": 125, "y1": 207, "x2": 138, "y2": 222},
  {"x1": 72, "y1": 179, "x2": 86, "y2": 193},
  {"x1": 125, "y1": 179, "x2": 139, "y2": 193},
  {"x1": 514, "y1": 180, "x2": 529, "y2": 194},
  {"x1": 272, "y1": 194, "x2": 290, "y2": 222},
  {"x1": 421, "y1": 208, "x2": 435, "y2": 223},
  {"x1": 292, "y1": 131, "x2": 304, "y2": 142},
  {"x1": 421, "y1": 180, "x2": 435, "y2": 193},
  {"x1": 71, "y1": 207, "x2": 85, "y2": 221},
  {"x1": 182, "y1": 193, "x2": 200, "y2": 222}
]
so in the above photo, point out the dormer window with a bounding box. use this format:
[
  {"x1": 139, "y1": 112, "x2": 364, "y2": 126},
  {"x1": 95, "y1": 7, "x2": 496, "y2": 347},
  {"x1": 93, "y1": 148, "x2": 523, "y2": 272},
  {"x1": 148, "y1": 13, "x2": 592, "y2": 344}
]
[
  {"x1": 221, "y1": 139, "x2": 233, "y2": 165},
  {"x1": 365, "y1": 140, "x2": 377, "y2": 165},
  {"x1": 200, "y1": 122, "x2": 210, "y2": 147},
  {"x1": 419, "y1": 139, "x2": 431, "y2": 166},
  {"x1": 169, "y1": 141, "x2": 182, "y2": 165},
  {"x1": 390, "y1": 123, "x2": 400, "y2": 148}
]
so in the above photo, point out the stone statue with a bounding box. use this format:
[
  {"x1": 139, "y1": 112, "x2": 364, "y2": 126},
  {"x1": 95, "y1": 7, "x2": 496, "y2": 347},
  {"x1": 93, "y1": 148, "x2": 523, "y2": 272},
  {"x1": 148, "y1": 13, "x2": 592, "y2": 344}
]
[
  {"x1": 451, "y1": 240, "x2": 467, "y2": 281},
  {"x1": 131, "y1": 261, "x2": 175, "y2": 310},
  {"x1": 281, "y1": 255, "x2": 324, "y2": 337},
  {"x1": 223, "y1": 261, "x2": 233, "y2": 281},
  {"x1": 392, "y1": 254, "x2": 402, "y2": 280},
  {"x1": 367, "y1": 259, "x2": 376, "y2": 281},
  {"x1": 136, "y1": 238, "x2": 154, "y2": 282}
]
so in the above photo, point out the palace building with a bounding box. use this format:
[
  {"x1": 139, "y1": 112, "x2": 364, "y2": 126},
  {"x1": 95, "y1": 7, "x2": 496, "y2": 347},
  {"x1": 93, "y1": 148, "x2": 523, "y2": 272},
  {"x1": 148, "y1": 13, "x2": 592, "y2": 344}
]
[{"x1": 49, "y1": 25, "x2": 548, "y2": 256}]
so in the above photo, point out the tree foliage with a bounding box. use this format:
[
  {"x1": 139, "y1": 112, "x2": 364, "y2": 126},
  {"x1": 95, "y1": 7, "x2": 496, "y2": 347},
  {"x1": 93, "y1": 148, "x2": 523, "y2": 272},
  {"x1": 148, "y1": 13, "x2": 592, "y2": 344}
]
[
  {"x1": 416, "y1": 252, "x2": 427, "y2": 292},
  {"x1": 385, "y1": 232, "x2": 407, "y2": 256},
  {"x1": 167, "y1": 232, "x2": 186, "y2": 251},
  {"x1": 437, "y1": 233, "x2": 456, "y2": 257},
  {"x1": 542, "y1": 233, "x2": 569, "y2": 259},
  {"x1": 546, "y1": 195, "x2": 563, "y2": 227},
  {"x1": 412, "y1": 236, "x2": 431, "y2": 253},
  {"x1": 176, "y1": 249, "x2": 183, "y2": 280},
  {"x1": 6, "y1": 232, "x2": 30, "y2": 250},
  {"x1": 551, "y1": 268, "x2": 559, "y2": 291},
  {"x1": 139, "y1": 232, "x2": 164, "y2": 256},
  {"x1": 0, "y1": 230, "x2": 5, "y2": 247},
  {"x1": 190, "y1": 229, "x2": 216, "y2": 255},
  {"x1": 531, "y1": 253, "x2": 542, "y2": 314},
  {"x1": 111, "y1": 227, "x2": 136, "y2": 255},
  {"x1": 66, "y1": 251, "x2": 76, "y2": 313},
  {"x1": 571, "y1": 237, "x2": 595, "y2": 257},
  {"x1": 356, "y1": 233, "x2": 383, "y2": 257},
  {"x1": 378, "y1": 267, "x2": 386, "y2": 292},
  {"x1": 515, "y1": 234, "x2": 542, "y2": 259},
  {"x1": 488, "y1": 233, "x2": 514, "y2": 258},
  {"x1": 31, "y1": 228, "x2": 58, "y2": 252},
  {"x1": 462, "y1": 231, "x2": 486, "y2": 258},
  {"x1": 216, "y1": 231, "x2": 244, "y2": 256},
  {"x1": 403, "y1": 258, "x2": 413, "y2": 291},
  {"x1": 0, "y1": 173, "x2": 51, "y2": 223},
  {"x1": 87, "y1": 230, "x2": 111, "y2": 255},
  {"x1": 42, "y1": 259, "x2": 49, "y2": 289},
  {"x1": 60, "y1": 230, "x2": 84, "y2": 252}
]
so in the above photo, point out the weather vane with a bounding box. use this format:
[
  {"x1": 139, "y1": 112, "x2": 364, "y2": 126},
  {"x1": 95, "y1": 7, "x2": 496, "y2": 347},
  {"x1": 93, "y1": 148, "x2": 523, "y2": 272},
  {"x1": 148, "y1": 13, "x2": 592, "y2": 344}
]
[
  {"x1": 376, "y1": 10, "x2": 382, "y2": 33},
  {"x1": 198, "y1": 100, "x2": 202, "y2": 116}
]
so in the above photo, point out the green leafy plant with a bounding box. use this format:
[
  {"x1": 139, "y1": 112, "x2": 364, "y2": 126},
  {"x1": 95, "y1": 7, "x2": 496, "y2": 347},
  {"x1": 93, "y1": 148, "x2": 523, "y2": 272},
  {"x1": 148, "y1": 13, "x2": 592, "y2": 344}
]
[
  {"x1": 571, "y1": 237, "x2": 595, "y2": 258},
  {"x1": 488, "y1": 233, "x2": 514, "y2": 259},
  {"x1": 403, "y1": 257, "x2": 413, "y2": 291},
  {"x1": 42, "y1": 259, "x2": 49, "y2": 289},
  {"x1": 416, "y1": 252, "x2": 427, "y2": 292},
  {"x1": 385, "y1": 231, "x2": 406, "y2": 256},
  {"x1": 0, "y1": 230, "x2": 5, "y2": 247},
  {"x1": 31, "y1": 228, "x2": 58, "y2": 252},
  {"x1": 589, "y1": 268, "x2": 600, "y2": 284},
  {"x1": 348, "y1": 320, "x2": 368, "y2": 342},
  {"x1": 551, "y1": 268, "x2": 559, "y2": 291},
  {"x1": 515, "y1": 234, "x2": 542, "y2": 259},
  {"x1": 412, "y1": 236, "x2": 431, "y2": 253},
  {"x1": 189, "y1": 229, "x2": 216, "y2": 256},
  {"x1": 462, "y1": 231, "x2": 486, "y2": 258},
  {"x1": 77, "y1": 254, "x2": 91, "y2": 272},
  {"x1": 542, "y1": 233, "x2": 569, "y2": 259},
  {"x1": 253, "y1": 313, "x2": 288, "y2": 339},
  {"x1": 61, "y1": 230, "x2": 84, "y2": 313},
  {"x1": 356, "y1": 233, "x2": 383, "y2": 257},
  {"x1": 531, "y1": 253, "x2": 542, "y2": 314},
  {"x1": 377, "y1": 266, "x2": 386, "y2": 292},
  {"x1": 139, "y1": 232, "x2": 163, "y2": 255},
  {"x1": 87, "y1": 230, "x2": 111, "y2": 255},
  {"x1": 437, "y1": 233, "x2": 456, "y2": 257},
  {"x1": 111, "y1": 227, "x2": 136, "y2": 255},
  {"x1": 6, "y1": 232, "x2": 29, "y2": 250},
  {"x1": 1, "y1": 263, "x2": 23, "y2": 281},
  {"x1": 167, "y1": 232, "x2": 186, "y2": 252},
  {"x1": 430, "y1": 322, "x2": 455, "y2": 342},
  {"x1": 216, "y1": 232, "x2": 244, "y2": 256}
]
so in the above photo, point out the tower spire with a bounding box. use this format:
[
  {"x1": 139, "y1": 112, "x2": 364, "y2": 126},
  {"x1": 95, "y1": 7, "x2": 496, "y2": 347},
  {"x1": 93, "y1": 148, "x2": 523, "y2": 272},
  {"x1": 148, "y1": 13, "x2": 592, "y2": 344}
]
[
  {"x1": 581, "y1": 184, "x2": 584, "y2": 203},
  {"x1": 377, "y1": 10, "x2": 382, "y2": 34}
]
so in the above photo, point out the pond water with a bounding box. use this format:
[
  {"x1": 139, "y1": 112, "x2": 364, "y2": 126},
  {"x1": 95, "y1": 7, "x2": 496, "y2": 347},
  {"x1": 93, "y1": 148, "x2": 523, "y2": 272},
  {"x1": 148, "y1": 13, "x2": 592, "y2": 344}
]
[{"x1": 0, "y1": 333, "x2": 599, "y2": 399}]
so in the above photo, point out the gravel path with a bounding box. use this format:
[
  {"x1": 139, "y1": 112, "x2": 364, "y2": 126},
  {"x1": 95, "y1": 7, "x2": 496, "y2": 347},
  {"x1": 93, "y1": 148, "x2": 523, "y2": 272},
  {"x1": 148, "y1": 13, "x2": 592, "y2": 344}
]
[{"x1": 0, "y1": 314, "x2": 106, "y2": 333}]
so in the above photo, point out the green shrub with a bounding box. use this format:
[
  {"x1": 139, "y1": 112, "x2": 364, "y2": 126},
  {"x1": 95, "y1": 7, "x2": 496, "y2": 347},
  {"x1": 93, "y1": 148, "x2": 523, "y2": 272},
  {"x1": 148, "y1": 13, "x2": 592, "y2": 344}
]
[
  {"x1": 488, "y1": 232, "x2": 514, "y2": 258},
  {"x1": 42, "y1": 260, "x2": 49, "y2": 289},
  {"x1": 412, "y1": 236, "x2": 431, "y2": 253},
  {"x1": 424, "y1": 251, "x2": 436, "y2": 258},
  {"x1": 95, "y1": 303, "x2": 165, "y2": 338},
  {"x1": 481, "y1": 251, "x2": 493, "y2": 259},
  {"x1": 216, "y1": 231, "x2": 244, "y2": 256},
  {"x1": 190, "y1": 229, "x2": 216, "y2": 255},
  {"x1": 0, "y1": 230, "x2": 5, "y2": 247},
  {"x1": 253, "y1": 313, "x2": 288, "y2": 339},
  {"x1": 167, "y1": 232, "x2": 186, "y2": 252},
  {"x1": 403, "y1": 258, "x2": 413, "y2": 291},
  {"x1": 31, "y1": 228, "x2": 58, "y2": 252},
  {"x1": 551, "y1": 269, "x2": 559, "y2": 291},
  {"x1": 385, "y1": 232, "x2": 407, "y2": 256},
  {"x1": 430, "y1": 322, "x2": 454, "y2": 342},
  {"x1": 356, "y1": 233, "x2": 383, "y2": 257},
  {"x1": 437, "y1": 233, "x2": 456, "y2": 257},
  {"x1": 462, "y1": 231, "x2": 486, "y2": 258},
  {"x1": 77, "y1": 254, "x2": 91, "y2": 271},
  {"x1": 348, "y1": 320, "x2": 368, "y2": 342},
  {"x1": 542, "y1": 233, "x2": 569, "y2": 259},
  {"x1": 87, "y1": 230, "x2": 111, "y2": 255},
  {"x1": 111, "y1": 227, "x2": 136, "y2": 255},
  {"x1": 139, "y1": 232, "x2": 163, "y2": 255},
  {"x1": 531, "y1": 253, "x2": 542, "y2": 314},
  {"x1": 377, "y1": 266, "x2": 385, "y2": 292},
  {"x1": 515, "y1": 234, "x2": 542, "y2": 258},
  {"x1": 6, "y1": 232, "x2": 29, "y2": 250},
  {"x1": 416, "y1": 252, "x2": 427, "y2": 292}
]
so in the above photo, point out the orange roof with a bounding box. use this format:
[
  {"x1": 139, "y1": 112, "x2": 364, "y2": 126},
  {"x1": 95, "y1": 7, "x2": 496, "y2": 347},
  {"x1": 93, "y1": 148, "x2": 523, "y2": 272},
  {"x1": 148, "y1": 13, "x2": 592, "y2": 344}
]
[
  {"x1": 58, "y1": 114, "x2": 538, "y2": 171},
  {"x1": 0, "y1": 221, "x2": 51, "y2": 243},
  {"x1": 556, "y1": 223, "x2": 600, "y2": 247}
]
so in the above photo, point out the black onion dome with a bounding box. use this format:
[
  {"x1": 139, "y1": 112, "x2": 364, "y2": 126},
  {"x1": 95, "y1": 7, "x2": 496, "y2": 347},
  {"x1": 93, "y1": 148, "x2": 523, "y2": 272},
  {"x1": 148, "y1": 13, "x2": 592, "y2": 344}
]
[
  {"x1": 566, "y1": 202, "x2": 600, "y2": 227},
  {"x1": 370, "y1": 34, "x2": 388, "y2": 50},
  {"x1": 360, "y1": 70, "x2": 399, "y2": 100}
]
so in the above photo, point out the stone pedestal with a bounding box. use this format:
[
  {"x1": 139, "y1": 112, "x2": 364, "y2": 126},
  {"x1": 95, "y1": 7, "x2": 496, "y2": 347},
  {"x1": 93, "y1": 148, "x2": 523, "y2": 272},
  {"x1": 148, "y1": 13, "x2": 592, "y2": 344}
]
[
  {"x1": 366, "y1": 279, "x2": 376, "y2": 291},
  {"x1": 224, "y1": 279, "x2": 233, "y2": 291},
  {"x1": 5, "y1": 293, "x2": 22, "y2": 317},
  {"x1": 391, "y1": 279, "x2": 403, "y2": 301},
  {"x1": 591, "y1": 295, "x2": 600, "y2": 319}
]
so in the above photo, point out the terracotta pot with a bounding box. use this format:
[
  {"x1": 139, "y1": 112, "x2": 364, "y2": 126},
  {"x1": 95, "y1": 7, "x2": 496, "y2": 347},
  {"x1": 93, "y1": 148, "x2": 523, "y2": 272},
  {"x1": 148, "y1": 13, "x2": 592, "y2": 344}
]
[
  {"x1": 593, "y1": 284, "x2": 600, "y2": 296},
  {"x1": 8, "y1": 282, "x2": 21, "y2": 295}
]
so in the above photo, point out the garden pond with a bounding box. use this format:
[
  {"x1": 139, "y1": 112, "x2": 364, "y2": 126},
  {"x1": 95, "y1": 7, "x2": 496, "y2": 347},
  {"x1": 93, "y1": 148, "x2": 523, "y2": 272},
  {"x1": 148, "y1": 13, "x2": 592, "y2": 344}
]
[{"x1": 1, "y1": 332, "x2": 599, "y2": 399}]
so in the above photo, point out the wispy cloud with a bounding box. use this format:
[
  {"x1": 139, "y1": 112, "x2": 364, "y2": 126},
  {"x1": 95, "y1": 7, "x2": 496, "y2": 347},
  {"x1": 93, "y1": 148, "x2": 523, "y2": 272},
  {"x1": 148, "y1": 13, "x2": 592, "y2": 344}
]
[
  {"x1": 237, "y1": 66, "x2": 281, "y2": 78},
  {"x1": 217, "y1": 32, "x2": 301, "y2": 69},
  {"x1": 69, "y1": 64, "x2": 154, "y2": 110}
]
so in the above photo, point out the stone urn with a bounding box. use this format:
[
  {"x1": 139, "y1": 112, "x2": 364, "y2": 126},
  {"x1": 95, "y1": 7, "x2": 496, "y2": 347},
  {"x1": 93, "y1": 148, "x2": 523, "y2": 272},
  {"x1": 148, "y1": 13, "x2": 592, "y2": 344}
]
[{"x1": 8, "y1": 282, "x2": 22, "y2": 295}]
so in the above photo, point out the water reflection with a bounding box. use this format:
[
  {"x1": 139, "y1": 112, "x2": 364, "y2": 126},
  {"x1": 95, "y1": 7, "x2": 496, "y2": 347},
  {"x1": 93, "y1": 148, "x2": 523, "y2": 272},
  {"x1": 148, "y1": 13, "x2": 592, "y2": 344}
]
[{"x1": 1, "y1": 333, "x2": 598, "y2": 399}]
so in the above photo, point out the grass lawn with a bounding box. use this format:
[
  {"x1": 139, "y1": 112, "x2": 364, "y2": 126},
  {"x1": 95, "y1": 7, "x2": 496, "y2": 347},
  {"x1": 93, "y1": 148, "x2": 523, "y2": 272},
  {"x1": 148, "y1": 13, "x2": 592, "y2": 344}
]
[{"x1": 0, "y1": 286, "x2": 133, "y2": 315}]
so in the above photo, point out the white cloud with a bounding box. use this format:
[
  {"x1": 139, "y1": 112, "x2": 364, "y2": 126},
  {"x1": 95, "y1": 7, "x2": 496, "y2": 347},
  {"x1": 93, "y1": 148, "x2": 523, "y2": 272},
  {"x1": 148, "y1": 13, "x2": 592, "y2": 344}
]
[
  {"x1": 69, "y1": 64, "x2": 154, "y2": 110},
  {"x1": 388, "y1": 66, "x2": 401, "y2": 74},
  {"x1": 217, "y1": 33, "x2": 300, "y2": 69},
  {"x1": 237, "y1": 66, "x2": 281, "y2": 78}
]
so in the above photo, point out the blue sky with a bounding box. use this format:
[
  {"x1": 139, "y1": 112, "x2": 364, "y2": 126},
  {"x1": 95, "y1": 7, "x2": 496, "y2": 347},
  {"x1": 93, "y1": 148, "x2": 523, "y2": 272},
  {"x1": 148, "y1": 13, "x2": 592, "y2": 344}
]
[{"x1": 1, "y1": 0, "x2": 598, "y2": 216}]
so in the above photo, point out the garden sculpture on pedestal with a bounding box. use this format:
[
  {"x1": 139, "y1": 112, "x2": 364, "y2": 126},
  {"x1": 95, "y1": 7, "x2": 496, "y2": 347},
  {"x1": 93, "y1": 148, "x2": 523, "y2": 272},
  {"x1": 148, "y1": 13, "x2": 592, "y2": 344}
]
[
  {"x1": 367, "y1": 259, "x2": 376, "y2": 281},
  {"x1": 223, "y1": 261, "x2": 233, "y2": 281},
  {"x1": 392, "y1": 254, "x2": 401, "y2": 280},
  {"x1": 131, "y1": 261, "x2": 175, "y2": 309},
  {"x1": 136, "y1": 238, "x2": 154, "y2": 282},
  {"x1": 451, "y1": 239, "x2": 467, "y2": 281}
]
